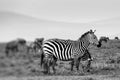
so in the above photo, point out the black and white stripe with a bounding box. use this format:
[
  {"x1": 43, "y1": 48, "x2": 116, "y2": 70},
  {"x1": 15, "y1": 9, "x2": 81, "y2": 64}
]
[{"x1": 43, "y1": 38, "x2": 90, "y2": 61}]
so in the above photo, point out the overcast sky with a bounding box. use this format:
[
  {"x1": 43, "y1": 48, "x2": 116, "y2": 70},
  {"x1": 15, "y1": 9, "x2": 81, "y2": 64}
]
[{"x1": 0, "y1": 0, "x2": 120, "y2": 42}]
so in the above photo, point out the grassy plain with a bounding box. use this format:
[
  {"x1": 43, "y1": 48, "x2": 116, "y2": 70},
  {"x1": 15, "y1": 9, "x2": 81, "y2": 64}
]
[{"x1": 0, "y1": 40, "x2": 120, "y2": 80}]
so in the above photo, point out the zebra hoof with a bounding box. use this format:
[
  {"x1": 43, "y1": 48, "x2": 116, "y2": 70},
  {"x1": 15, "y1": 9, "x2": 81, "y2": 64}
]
[
  {"x1": 42, "y1": 71, "x2": 48, "y2": 74},
  {"x1": 86, "y1": 69, "x2": 90, "y2": 72}
]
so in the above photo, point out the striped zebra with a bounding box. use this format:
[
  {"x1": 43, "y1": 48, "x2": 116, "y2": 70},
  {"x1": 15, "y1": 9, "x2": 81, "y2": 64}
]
[{"x1": 41, "y1": 30, "x2": 99, "y2": 74}]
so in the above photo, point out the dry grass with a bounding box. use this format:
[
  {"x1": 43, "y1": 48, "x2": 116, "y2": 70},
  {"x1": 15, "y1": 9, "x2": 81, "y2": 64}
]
[
  {"x1": 0, "y1": 75, "x2": 120, "y2": 80},
  {"x1": 0, "y1": 40, "x2": 120, "y2": 79}
]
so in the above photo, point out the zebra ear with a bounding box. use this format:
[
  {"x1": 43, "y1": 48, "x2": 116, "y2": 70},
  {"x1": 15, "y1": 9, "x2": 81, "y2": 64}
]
[
  {"x1": 89, "y1": 29, "x2": 93, "y2": 33},
  {"x1": 93, "y1": 30, "x2": 96, "y2": 33}
]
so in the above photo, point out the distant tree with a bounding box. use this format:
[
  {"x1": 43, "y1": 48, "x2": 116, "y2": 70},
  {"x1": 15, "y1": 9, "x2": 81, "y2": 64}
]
[
  {"x1": 115, "y1": 37, "x2": 119, "y2": 40},
  {"x1": 99, "y1": 36, "x2": 109, "y2": 42},
  {"x1": 97, "y1": 36, "x2": 109, "y2": 47}
]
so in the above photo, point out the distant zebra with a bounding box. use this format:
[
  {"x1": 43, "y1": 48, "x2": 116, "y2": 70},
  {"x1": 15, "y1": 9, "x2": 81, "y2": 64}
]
[
  {"x1": 34, "y1": 38, "x2": 44, "y2": 53},
  {"x1": 41, "y1": 30, "x2": 99, "y2": 74},
  {"x1": 26, "y1": 38, "x2": 44, "y2": 55},
  {"x1": 5, "y1": 40, "x2": 19, "y2": 57},
  {"x1": 5, "y1": 39, "x2": 26, "y2": 57},
  {"x1": 26, "y1": 42, "x2": 37, "y2": 54}
]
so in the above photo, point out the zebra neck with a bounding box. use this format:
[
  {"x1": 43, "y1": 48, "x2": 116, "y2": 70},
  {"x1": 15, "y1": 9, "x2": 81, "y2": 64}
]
[{"x1": 79, "y1": 39, "x2": 90, "y2": 49}]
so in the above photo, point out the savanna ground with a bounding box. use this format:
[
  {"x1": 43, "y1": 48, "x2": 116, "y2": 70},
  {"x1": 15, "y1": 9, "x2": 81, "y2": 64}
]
[{"x1": 0, "y1": 40, "x2": 120, "y2": 80}]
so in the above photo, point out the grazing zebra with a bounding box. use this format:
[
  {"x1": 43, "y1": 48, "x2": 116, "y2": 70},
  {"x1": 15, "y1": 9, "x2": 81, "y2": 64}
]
[
  {"x1": 26, "y1": 38, "x2": 44, "y2": 55},
  {"x1": 26, "y1": 42, "x2": 37, "y2": 54},
  {"x1": 41, "y1": 30, "x2": 99, "y2": 74},
  {"x1": 34, "y1": 38, "x2": 44, "y2": 53},
  {"x1": 5, "y1": 39, "x2": 26, "y2": 57},
  {"x1": 5, "y1": 40, "x2": 19, "y2": 57}
]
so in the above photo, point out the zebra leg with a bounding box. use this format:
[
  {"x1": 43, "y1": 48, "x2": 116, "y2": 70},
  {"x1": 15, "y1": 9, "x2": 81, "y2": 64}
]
[
  {"x1": 27, "y1": 47, "x2": 32, "y2": 54},
  {"x1": 76, "y1": 58, "x2": 81, "y2": 71},
  {"x1": 85, "y1": 60, "x2": 91, "y2": 72},
  {"x1": 43, "y1": 58, "x2": 49, "y2": 74},
  {"x1": 45, "y1": 63, "x2": 49, "y2": 74},
  {"x1": 5, "y1": 48, "x2": 9, "y2": 57},
  {"x1": 48, "y1": 57, "x2": 55, "y2": 74},
  {"x1": 76, "y1": 61, "x2": 80, "y2": 71},
  {"x1": 6, "y1": 51, "x2": 9, "y2": 57},
  {"x1": 44, "y1": 56, "x2": 52, "y2": 74},
  {"x1": 52, "y1": 58, "x2": 57, "y2": 74},
  {"x1": 51, "y1": 62, "x2": 56, "y2": 74},
  {"x1": 70, "y1": 60, "x2": 74, "y2": 71},
  {"x1": 26, "y1": 47, "x2": 29, "y2": 54},
  {"x1": 76, "y1": 57, "x2": 86, "y2": 74},
  {"x1": 14, "y1": 46, "x2": 18, "y2": 53},
  {"x1": 47, "y1": 63, "x2": 50, "y2": 74},
  {"x1": 34, "y1": 47, "x2": 37, "y2": 54},
  {"x1": 52, "y1": 66, "x2": 56, "y2": 74}
]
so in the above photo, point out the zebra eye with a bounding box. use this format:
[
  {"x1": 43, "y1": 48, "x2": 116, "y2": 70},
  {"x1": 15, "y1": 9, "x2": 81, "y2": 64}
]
[{"x1": 94, "y1": 36, "x2": 96, "y2": 39}]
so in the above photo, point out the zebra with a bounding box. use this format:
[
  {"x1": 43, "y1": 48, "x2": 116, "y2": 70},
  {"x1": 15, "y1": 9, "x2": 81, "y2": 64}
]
[
  {"x1": 26, "y1": 38, "x2": 44, "y2": 54},
  {"x1": 41, "y1": 30, "x2": 99, "y2": 74},
  {"x1": 34, "y1": 38, "x2": 44, "y2": 53},
  {"x1": 5, "y1": 39, "x2": 26, "y2": 57},
  {"x1": 26, "y1": 41, "x2": 37, "y2": 54}
]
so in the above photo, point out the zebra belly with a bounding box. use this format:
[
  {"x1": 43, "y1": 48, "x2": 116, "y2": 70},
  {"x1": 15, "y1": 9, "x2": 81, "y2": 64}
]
[
  {"x1": 44, "y1": 50, "x2": 72, "y2": 61},
  {"x1": 54, "y1": 51, "x2": 72, "y2": 61}
]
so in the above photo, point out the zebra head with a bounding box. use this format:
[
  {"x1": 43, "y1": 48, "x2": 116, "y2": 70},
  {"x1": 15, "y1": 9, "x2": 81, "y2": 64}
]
[{"x1": 87, "y1": 29, "x2": 99, "y2": 46}]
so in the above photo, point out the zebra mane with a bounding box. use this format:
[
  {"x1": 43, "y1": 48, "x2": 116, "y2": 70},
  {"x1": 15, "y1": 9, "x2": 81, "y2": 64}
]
[{"x1": 78, "y1": 31, "x2": 91, "y2": 40}]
